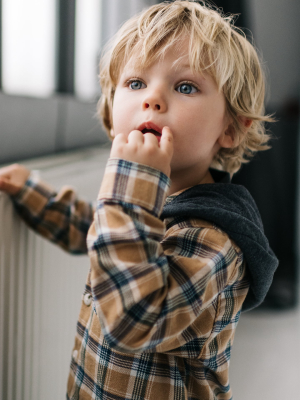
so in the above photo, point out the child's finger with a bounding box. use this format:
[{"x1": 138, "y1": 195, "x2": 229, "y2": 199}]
[
  {"x1": 160, "y1": 126, "x2": 173, "y2": 154},
  {"x1": 128, "y1": 130, "x2": 144, "y2": 144},
  {"x1": 0, "y1": 177, "x2": 8, "y2": 190},
  {"x1": 113, "y1": 132, "x2": 128, "y2": 144},
  {"x1": 110, "y1": 132, "x2": 129, "y2": 158},
  {"x1": 143, "y1": 132, "x2": 159, "y2": 146},
  {"x1": 0, "y1": 178, "x2": 20, "y2": 195}
]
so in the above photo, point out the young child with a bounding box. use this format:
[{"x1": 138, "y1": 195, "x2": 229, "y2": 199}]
[{"x1": 0, "y1": 1, "x2": 278, "y2": 399}]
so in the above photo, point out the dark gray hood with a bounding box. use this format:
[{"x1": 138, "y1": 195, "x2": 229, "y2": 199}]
[{"x1": 161, "y1": 169, "x2": 279, "y2": 311}]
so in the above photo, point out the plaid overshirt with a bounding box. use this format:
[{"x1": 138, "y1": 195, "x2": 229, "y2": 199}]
[{"x1": 13, "y1": 158, "x2": 249, "y2": 400}]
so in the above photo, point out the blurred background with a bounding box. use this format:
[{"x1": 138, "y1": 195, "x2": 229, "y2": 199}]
[{"x1": 0, "y1": 1, "x2": 299, "y2": 399}]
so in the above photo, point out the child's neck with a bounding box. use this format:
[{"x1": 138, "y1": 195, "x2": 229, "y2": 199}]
[{"x1": 168, "y1": 169, "x2": 214, "y2": 196}]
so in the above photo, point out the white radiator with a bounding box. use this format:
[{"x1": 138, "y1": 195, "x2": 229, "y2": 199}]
[{"x1": 0, "y1": 146, "x2": 110, "y2": 400}]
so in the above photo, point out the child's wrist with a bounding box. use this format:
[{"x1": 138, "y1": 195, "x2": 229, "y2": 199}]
[{"x1": 99, "y1": 158, "x2": 170, "y2": 217}]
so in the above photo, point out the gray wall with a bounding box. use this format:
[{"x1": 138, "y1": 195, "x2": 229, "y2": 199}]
[
  {"x1": 0, "y1": 93, "x2": 108, "y2": 164},
  {"x1": 2, "y1": 0, "x2": 299, "y2": 164},
  {"x1": 1, "y1": 0, "x2": 157, "y2": 165},
  {"x1": 101, "y1": 0, "x2": 157, "y2": 45},
  {"x1": 246, "y1": 0, "x2": 300, "y2": 109}
]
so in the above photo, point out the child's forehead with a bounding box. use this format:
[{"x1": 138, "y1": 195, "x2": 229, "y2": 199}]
[
  {"x1": 120, "y1": 42, "x2": 204, "y2": 77},
  {"x1": 122, "y1": 58, "x2": 193, "y2": 74}
]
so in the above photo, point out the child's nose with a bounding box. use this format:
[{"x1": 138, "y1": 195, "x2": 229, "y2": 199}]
[
  {"x1": 143, "y1": 102, "x2": 161, "y2": 111},
  {"x1": 142, "y1": 92, "x2": 167, "y2": 112}
]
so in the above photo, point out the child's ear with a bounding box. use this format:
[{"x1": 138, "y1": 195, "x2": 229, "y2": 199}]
[
  {"x1": 218, "y1": 117, "x2": 253, "y2": 149},
  {"x1": 239, "y1": 116, "x2": 253, "y2": 130},
  {"x1": 110, "y1": 128, "x2": 115, "y2": 138},
  {"x1": 218, "y1": 124, "x2": 235, "y2": 149}
]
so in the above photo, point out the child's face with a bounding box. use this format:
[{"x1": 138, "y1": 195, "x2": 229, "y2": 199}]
[{"x1": 112, "y1": 38, "x2": 231, "y2": 180}]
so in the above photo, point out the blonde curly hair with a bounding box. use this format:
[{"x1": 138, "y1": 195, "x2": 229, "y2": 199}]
[{"x1": 98, "y1": 0, "x2": 274, "y2": 174}]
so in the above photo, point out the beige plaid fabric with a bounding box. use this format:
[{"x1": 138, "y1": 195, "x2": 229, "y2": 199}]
[{"x1": 13, "y1": 158, "x2": 249, "y2": 399}]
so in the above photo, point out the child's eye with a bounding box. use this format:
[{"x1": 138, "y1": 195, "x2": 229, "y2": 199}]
[
  {"x1": 176, "y1": 83, "x2": 198, "y2": 94},
  {"x1": 128, "y1": 80, "x2": 146, "y2": 90}
]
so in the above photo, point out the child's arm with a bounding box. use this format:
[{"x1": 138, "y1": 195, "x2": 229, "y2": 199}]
[
  {"x1": 87, "y1": 130, "x2": 247, "y2": 354},
  {"x1": 0, "y1": 164, "x2": 94, "y2": 254}
]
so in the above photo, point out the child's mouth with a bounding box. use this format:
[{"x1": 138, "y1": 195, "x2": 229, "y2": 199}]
[
  {"x1": 141, "y1": 128, "x2": 161, "y2": 136},
  {"x1": 141, "y1": 129, "x2": 162, "y2": 143},
  {"x1": 138, "y1": 122, "x2": 163, "y2": 142}
]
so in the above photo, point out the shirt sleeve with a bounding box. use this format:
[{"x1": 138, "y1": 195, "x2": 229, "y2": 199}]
[
  {"x1": 87, "y1": 158, "x2": 245, "y2": 354},
  {"x1": 11, "y1": 171, "x2": 94, "y2": 254}
]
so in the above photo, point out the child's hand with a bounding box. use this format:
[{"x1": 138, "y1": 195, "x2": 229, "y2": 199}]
[
  {"x1": 0, "y1": 164, "x2": 31, "y2": 195},
  {"x1": 110, "y1": 126, "x2": 173, "y2": 177}
]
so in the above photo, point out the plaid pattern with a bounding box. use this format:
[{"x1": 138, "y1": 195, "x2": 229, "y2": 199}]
[
  {"x1": 13, "y1": 158, "x2": 249, "y2": 400},
  {"x1": 13, "y1": 173, "x2": 93, "y2": 254}
]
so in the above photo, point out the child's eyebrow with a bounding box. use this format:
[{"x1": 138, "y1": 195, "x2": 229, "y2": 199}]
[
  {"x1": 121, "y1": 63, "x2": 207, "y2": 82},
  {"x1": 173, "y1": 62, "x2": 203, "y2": 73},
  {"x1": 178, "y1": 64, "x2": 192, "y2": 69},
  {"x1": 121, "y1": 67, "x2": 143, "y2": 77},
  {"x1": 175, "y1": 64, "x2": 207, "y2": 80}
]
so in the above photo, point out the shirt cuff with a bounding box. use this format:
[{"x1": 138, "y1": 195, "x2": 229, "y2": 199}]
[
  {"x1": 12, "y1": 170, "x2": 57, "y2": 216},
  {"x1": 98, "y1": 158, "x2": 171, "y2": 217}
]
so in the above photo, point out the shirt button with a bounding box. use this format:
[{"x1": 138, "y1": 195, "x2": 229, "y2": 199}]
[
  {"x1": 72, "y1": 349, "x2": 78, "y2": 360},
  {"x1": 83, "y1": 293, "x2": 92, "y2": 306}
]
